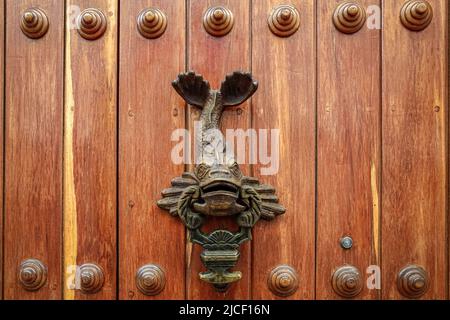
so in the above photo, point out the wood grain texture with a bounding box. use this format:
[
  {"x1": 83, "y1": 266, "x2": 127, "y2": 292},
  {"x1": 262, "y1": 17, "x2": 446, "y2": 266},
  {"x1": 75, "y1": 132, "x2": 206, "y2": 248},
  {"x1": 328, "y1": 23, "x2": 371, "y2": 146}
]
[
  {"x1": 4, "y1": 0, "x2": 63, "y2": 299},
  {"x1": 119, "y1": 0, "x2": 186, "y2": 300},
  {"x1": 0, "y1": 0, "x2": 4, "y2": 301},
  {"x1": 251, "y1": 0, "x2": 315, "y2": 300},
  {"x1": 187, "y1": 0, "x2": 251, "y2": 300},
  {"x1": 64, "y1": 0, "x2": 117, "y2": 300},
  {"x1": 317, "y1": 0, "x2": 381, "y2": 299},
  {"x1": 382, "y1": 0, "x2": 448, "y2": 299}
]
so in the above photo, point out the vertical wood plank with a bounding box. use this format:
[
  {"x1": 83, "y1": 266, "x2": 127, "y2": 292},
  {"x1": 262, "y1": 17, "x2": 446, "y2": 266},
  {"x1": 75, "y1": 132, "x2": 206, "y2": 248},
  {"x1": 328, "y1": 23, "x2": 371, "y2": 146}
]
[
  {"x1": 382, "y1": 0, "x2": 447, "y2": 299},
  {"x1": 119, "y1": 0, "x2": 186, "y2": 300},
  {"x1": 251, "y1": 0, "x2": 316, "y2": 300},
  {"x1": 4, "y1": 0, "x2": 64, "y2": 299},
  {"x1": 317, "y1": 0, "x2": 381, "y2": 299},
  {"x1": 64, "y1": 0, "x2": 117, "y2": 300},
  {"x1": 0, "y1": 0, "x2": 4, "y2": 300},
  {"x1": 187, "y1": 0, "x2": 251, "y2": 300}
]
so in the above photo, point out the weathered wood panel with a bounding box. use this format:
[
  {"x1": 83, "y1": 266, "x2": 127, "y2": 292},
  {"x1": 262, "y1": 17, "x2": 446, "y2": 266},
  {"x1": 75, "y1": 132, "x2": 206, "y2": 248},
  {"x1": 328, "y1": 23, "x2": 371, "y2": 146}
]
[
  {"x1": 64, "y1": 0, "x2": 117, "y2": 300},
  {"x1": 4, "y1": 0, "x2": 64, "y2": 299},
  {"x1": 0, "y1": 0, "x2": 5, "y2": 300},
  {"x1": 382, "y1": 0, "x2": 447, "y2": 299},
  {"x1": 317, "y1": 0, "x2": 381, "y2": 299},
  {"x1": 119, "y1": 0, "x2": 186, "y2": 300},
  {"x1": 187, "y1": 0, "x2": 251, "y2": 300},
  {"x1": 251, "y1": 0, "x2": 316, "y2": 300}
]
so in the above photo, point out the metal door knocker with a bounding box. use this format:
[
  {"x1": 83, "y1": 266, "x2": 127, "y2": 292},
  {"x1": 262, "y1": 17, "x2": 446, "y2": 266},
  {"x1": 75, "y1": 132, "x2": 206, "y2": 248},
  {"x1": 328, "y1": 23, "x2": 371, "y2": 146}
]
[{"x1": 157, "y1": 71, "x2": 285, "y2": 291}]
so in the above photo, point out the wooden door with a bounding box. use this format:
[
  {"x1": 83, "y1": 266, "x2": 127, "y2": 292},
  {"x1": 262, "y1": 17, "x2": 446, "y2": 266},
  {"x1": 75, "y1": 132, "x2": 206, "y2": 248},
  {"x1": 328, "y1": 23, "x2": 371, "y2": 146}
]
[{"x1": 0, "y1": 0, "x2": 448, "y2": 300}]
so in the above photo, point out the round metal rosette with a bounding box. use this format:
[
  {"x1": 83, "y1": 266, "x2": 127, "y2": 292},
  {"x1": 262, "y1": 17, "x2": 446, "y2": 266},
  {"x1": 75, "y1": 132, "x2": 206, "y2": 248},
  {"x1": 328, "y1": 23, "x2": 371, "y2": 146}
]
[
  {"x1": 397, "y1": 264, "x2": 429, "y2": 299},
  {"x1": 333, "y1": 2, "x2": 367, "y2": 34},
  {"x1": 331, "y1": 265, "x2": 363, "y2": 298},
  {"x1": 203, "y1": 6, "x2": 234, "y2": 37},
  {"x1": 77, "y1": 8, "x2": 107, "y2": 40},
  {"x1": 268, "y1": 265, "x2": 299, "y2": 297},
  {"x1": 20, "y1": 8, "x2": 49, "y2": 39},
  {"x1": 136, "y1": 264, "x2": 166, "y2": 296},
  {"x1": 268, "y1": 5, "x2": 300, "y2": 37},
  {"x1": 137, "y1": 8, "x2": 167, "y2": 39},
  {"x1": 400, "y1": 0, "x2": 433, "y2": 31},
  {"x1": 19, "y1": 259, "x2": 47, "y2": 291},
  {"x1": 79, "y1": 263, "x2": 105, "y2": 294}
]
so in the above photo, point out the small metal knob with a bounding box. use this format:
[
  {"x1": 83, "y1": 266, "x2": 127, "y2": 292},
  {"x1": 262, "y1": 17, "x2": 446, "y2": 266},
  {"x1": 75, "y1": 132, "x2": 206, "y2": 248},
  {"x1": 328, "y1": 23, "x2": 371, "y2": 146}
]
[
  {"x1": 400, "y1": 0, "x2": 433, "y2": 31},
  {"x1": 268, "y1": 265, "x2": 299, "y2": 297},
  {"x1": 19, "y1": 259, "x2": 47, "y2": 291},
  {"x1": 137, "y1": 8, "x2": 167, "y2": 39},
  {"x1": 333, "y1": 2, "x2": 367, "y2": 34},
  {"x1": 331, "y1": 265, "x2": 363, "y2": 298},
  {"x1": 397, "y1": 265, "x2": 429, "y2": 299},
  {"x1": 136, "y1": 264, "x2": 166, "y2": 296},
  {"x1": 77, "y1": 8, "x2": 107, "y2": 40},
  {"x1": 203, "y1": 6, "x2": 234, "y2": 37},
  {"x1": 268, "y1": 5, "x2": 300, "y2": 37},
  {"x1": 340, "y1": 236, "x2": 353, "y2": 249},
  {"x1": 20, "y1": 8, "x2": 49, "y2": 39},
  {"x1": 79, "y1": 263, "x2": 105, "y2": 294}
]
